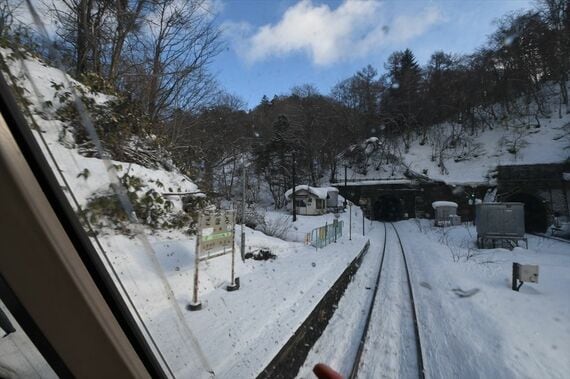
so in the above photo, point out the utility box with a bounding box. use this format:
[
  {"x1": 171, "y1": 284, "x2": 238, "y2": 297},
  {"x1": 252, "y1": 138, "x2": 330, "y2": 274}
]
[
  {"x1": 476, "y1": 203, "x2": 525, "y2": 237},
  {"x1": 512, "y1": 262, "x2": 539, "y2": 291},
  {"x1": 519, "y1": 264, "x2": 539, "y2": 283},
  {"x1": 476, "y1": 202, "x2": 526, "y2": 248}
]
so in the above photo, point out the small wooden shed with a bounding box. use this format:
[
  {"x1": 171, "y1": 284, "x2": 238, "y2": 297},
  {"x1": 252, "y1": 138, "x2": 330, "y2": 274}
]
[{"x1": 285, "y1": 186, "x2": 339, "y2": 216}]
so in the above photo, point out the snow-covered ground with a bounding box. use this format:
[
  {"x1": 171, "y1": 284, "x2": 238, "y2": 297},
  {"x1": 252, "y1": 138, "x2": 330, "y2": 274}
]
[
  {"x1": 400, "y1": 220, "x2": 570, "y2": 378},
  {"x1": 297, "y1": 223, "x2": 386, "y2": 378},
  {"x1": 97, "y1": 209, "x2": 370, "y2": 378},
  {"x1": 299, "y1": 220, "x2": 570, "y2": 379}
]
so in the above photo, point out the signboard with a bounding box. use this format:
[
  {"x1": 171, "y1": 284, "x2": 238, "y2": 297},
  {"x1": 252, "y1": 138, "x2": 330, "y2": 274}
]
[
  {"x1": 197, "y1": 210, "x2": 235, "y2": 260},
  {"x1": 190, "y1": 209, "x2": 238, "y2": 310}
]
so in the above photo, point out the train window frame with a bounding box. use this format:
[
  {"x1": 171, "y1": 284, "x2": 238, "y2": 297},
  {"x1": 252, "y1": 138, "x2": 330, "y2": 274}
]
[{"x1": 0, "y1": 73, "x2": 167, "y2": 378}]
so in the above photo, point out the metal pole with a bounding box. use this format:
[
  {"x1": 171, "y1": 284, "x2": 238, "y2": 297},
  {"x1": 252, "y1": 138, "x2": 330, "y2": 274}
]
[
  {"x1": 189, "y1": 223, "x2": 202, "y2": 310},
  {"x1": 348, "y1": 203, "x2": 352, "y2": 241},
  {"x1": 230, "y1": 212, "x2": 236, "y2": 286},
  {"x1": 344, "y1": 165, "x2": 348, "y2": 208},
  {"x1": 362, "y1": 207, "x2": 365, "y2": 237},
  {"x1": 292, "y1": 151, "x2": 297, "y2": 222},
  {"x1": 241, "y1": 160, "x2": 246, "y2": 261}
]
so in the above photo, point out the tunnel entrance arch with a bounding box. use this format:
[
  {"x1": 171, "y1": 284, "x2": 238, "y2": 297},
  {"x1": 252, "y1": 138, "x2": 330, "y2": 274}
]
[
  {"x1": 373, "y1": 195, "x2": 403, "y2": 221},
  {"x1": 506, "y1": 193, "x2": 548, "y2": 233}
]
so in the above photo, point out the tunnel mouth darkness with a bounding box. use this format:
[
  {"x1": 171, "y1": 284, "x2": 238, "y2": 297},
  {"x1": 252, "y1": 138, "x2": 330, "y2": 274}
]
[
  {"x1": 373, "y1": 196, "x2": 403, "y2": 221},
  {"x1": 506, "y1": 193, "x2": 548, "y2": 233}
]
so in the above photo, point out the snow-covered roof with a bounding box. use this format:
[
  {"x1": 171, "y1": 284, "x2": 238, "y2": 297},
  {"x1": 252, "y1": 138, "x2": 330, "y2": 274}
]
[
  {"x1": 334, "y1": 179, "x2": 413, "y2": 186},
  {"x1": 432, "y1": 201, "x2": 458, "y2": 209},
  {"x1": 285, "y1": 185, "x2": 338, "y2": 200},
  {"x1": 365, "y1": 137, "x2": 379, "y2": 144}
]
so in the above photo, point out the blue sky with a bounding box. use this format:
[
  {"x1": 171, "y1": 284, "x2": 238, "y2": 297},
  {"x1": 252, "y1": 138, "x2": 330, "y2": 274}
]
[{"x1": 210, "y1": 0, "x2": 534, "y2": 108}]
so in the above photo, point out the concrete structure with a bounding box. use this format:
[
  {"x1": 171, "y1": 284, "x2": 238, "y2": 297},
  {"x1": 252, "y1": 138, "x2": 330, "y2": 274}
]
[
  {"x1": 334, "y1": 162, "x2": 570, "y2": 231},
  {"x1": 495, "y1": 163, "x2": 570, "y2": 232},
  {"x1": 334, "y1": 172, "x2": 486, "y2": 222},
  {"x1": 285, "y1": 186, "x2": 339, "y2": 216}
]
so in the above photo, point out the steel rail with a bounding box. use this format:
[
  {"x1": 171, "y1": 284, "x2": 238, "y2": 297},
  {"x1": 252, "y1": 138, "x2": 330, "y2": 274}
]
[
  {"x1": 528, "y1": 232, "x2": 570, "y2": 244},
  {"x1": 348, "y1": 222, "x2": 387, "y2": 379},
  {"x1": 349, "y1": 222, "x2": 427, "y2": 379},
  {"x1": 391, "y1": 223, "x2": 426, "y2": 379}
]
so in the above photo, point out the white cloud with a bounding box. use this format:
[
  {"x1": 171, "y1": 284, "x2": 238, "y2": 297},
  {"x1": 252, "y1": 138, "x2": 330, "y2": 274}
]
[
  {"x1": 226, "y1": 0, "x2": 444, "y2": 66},
  {"x1": 354, "y1": 6, "x2": 444, "y2": 56}
]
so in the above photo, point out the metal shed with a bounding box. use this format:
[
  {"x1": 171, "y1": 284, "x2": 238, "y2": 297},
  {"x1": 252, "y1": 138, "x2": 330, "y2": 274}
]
[{"x1": 476, "y1": 202, "x2": 527, "y2": 248}]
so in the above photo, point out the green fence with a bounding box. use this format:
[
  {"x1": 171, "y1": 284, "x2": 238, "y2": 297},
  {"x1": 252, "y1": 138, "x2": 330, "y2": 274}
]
[{"x1": 306, "y1": 220, "x2": 344, "y2": 249}]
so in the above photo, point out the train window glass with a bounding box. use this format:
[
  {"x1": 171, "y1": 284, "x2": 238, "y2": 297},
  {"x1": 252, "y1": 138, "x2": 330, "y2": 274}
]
[
  {"x1": 0, "y1": 299, "x2": 57, "y2": 378},
  {"x1": 1, "y1": 1, "x2": 569, "y2": 378}
]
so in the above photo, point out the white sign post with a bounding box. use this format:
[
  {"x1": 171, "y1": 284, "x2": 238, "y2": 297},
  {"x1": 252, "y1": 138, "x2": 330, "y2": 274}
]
[
  {"x1": 226, "y1": 211, "x2": 239, "y2": 291},
  {"x1": 188, "y1": 224, "x2": 203, "y2": 311},
  {"x1": 188, "y1": 209, "x2": 237, "y2": 311}
]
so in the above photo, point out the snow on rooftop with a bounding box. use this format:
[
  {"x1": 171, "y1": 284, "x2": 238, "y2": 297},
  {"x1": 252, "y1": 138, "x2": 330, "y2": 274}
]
[
  {"x1": 333, "y1": 179, "x2": 414, "y2": 186},
  {"x1": 285, "y1": 185, "x2": 338, "y2": 200},
  {"x1": 365, "y1": 136, "x2": 379, "y2": 144},
  {"x1": 432, "y1": 201, "x2": 458, "y2": 209}
]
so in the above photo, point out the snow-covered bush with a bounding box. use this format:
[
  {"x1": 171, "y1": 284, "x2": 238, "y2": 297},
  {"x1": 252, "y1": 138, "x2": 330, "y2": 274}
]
[
  {"x1": 235, "y1": 206, "x2": 265, "y2": 229},
  {"x1": 53, "y1": 85, "x2": 170, "y2": 170},
  {"x1": 85, "y1": 174, "x2": 191, "y2": 232},
  {"x1": 256, "y1": 214, "x2": 292, "y2": 240}
]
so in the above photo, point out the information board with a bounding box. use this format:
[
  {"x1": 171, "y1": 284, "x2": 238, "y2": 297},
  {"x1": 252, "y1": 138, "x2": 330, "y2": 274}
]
[{"x1": 197, "y1": 210, "x2": 235, "y2": 260}]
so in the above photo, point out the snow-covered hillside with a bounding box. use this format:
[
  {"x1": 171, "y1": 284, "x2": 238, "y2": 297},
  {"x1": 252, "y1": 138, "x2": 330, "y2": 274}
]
[
  {"x1": 340, "y1": 94, "x2": 570, "y2": 186},
  {"x1": 1, "y1": 48, "x2": 199, "y2": 229}
]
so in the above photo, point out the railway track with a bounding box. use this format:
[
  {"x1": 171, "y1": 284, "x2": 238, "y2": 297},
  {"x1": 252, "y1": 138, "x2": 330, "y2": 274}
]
[
  {"x1": 349, "y1": 223, "x2": 426, "y2": 379},
  {"x1": 528, "y1": 232, "x2": 570, "y2": 244}
]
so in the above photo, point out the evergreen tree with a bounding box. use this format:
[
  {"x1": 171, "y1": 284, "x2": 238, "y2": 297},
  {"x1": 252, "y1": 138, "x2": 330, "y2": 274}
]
[{"x1": 381, "y1": 49, "x2": 423, "y2": 146}]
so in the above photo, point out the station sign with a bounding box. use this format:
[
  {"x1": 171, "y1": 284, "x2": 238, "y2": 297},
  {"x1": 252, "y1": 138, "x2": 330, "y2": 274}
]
[{"x1": 197, "y1": 210, "x2": 235, "y2": 260}]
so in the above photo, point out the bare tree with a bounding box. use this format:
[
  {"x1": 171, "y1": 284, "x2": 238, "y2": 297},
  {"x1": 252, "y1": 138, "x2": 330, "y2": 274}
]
[
  {"x1": 50, "y1": 0, "x2": 113, "y2": 75},
  {"x1": 127, "y1": 0, "x2": 222, "y2": 122},
  {"x1": 107, "y1": 0, "x2": 148, "y2": 83},
  {"x1": 0, "y1": 0, "x2": 19, "y2": 38},
  {"x1": 536, "y1": 0, "x2": 569, "y2": 110}
]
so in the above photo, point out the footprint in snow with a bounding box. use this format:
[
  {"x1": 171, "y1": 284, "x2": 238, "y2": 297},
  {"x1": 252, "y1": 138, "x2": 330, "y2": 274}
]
[{"x1": 451, "y1": 287, "x2": 480, "y2": 298}]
